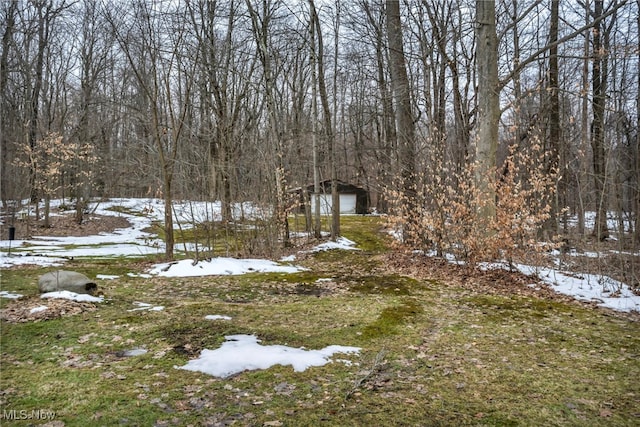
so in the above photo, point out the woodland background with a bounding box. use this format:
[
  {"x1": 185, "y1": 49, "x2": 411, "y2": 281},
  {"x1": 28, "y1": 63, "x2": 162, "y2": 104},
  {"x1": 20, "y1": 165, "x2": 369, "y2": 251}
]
[{"x1": 1, "y1": 0, "x2": 638, "y2": 269}]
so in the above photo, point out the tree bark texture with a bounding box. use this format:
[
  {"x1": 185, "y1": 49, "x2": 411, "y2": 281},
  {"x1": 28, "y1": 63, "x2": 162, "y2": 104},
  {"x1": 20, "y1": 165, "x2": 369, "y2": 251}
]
[
  {"x1": 591, "y1": 0, "x2": 610, "y2": 240},
  {"x1": 475, "y1": 0, "x2": 500, "y2": 223},
  {"x1": 386, "y1": 0, "x2": 417, "y2": 240}
]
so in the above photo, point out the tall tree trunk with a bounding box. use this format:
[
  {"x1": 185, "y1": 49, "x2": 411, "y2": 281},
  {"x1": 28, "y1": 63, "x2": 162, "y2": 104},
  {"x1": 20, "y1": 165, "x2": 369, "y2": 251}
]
[
  {"x1": 309, "y1": 0, "x2": 321, "y2": 238},
  {"x1": 542, "y1": 0, "x2": 560, "y2": 238},
  {"x1": 579, "y1": 2, "x2": 591, "y2": 237},
  {"x1": 332, "y1": 2, "x2": 342, "y2": 235},
  {"x1": 0, "y1": 1, "x2": 17, "y2": 207},
  {"x1": 29, "y1": 2, "x2": 51, "y2": 215},
  {"x1": 310, "y1": 0, "x2": 339, "y2": 239},
  {"x1": 386, "y1": 0, "x2": 417, "y2": 243},
  {"x1": 107, "y1": 0, "x2": 196, "y2": 260},
  {"x1": 362, "y1": 1, "x2": 395, "y2": 213},
  {"x1": 203, "y1": 0, "x2": 235, "y2": 223},
  {"x1": 154, "y1": 115, "x2": 175, "y2": 259},
  {"x1": 163, "y1": 166, "x2": 175, "y2": 258},
  {"x1": 635, "y1": 0, "x2": 640, "y2": 245},
  {"x1": 591, "y1": 0, "x2": 610, "y2": 240},
  {"x1": 245, "y1": 0, "x2": 289, "y2": 247},
  {"x1": 75, "y1": 0, "x2": 100, "y2": 225},
  {"x1": 475, "y1": 0, "x2": 500, "y2": 225}
]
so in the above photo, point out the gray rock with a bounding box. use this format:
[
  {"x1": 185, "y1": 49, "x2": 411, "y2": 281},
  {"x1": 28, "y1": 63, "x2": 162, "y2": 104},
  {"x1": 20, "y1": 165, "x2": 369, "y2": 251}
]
[{"x1": 38, "y1": 270, "x2": 97, "y2": 294}]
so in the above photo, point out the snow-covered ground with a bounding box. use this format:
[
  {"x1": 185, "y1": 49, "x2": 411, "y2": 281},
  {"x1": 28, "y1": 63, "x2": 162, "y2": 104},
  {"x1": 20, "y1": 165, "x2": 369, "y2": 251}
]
[
  {"x1": 567, "y1": 211, "x2": 635, "y2": 238},
  {"x1": 149, "y1": 257, "x2": 305, "y2": 277},
  {"x1": 309, "y1": 236, "x2": 359, "y2": 252},
  {"x1": 177, "y1": 334, "x2": 360, "y2": 378},
  {"x1": 40, "y1": 290, "x2": 104, "y2": 303},
  {"x1": 0, "y1": 198, "x2": 266, "y2": 266},
  {"x1": 524, "y1": 265, "x2": 639, "y2": 313},
  {"x1": 480, "y1": 262, "x2": 640, "y2": 313},
  {"x1": 0, "y1": 290, "x2": 23, "y2": 299}
]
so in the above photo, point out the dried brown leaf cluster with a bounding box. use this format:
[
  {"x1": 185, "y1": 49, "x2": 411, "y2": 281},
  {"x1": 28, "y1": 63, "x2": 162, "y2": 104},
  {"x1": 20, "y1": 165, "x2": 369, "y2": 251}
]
[
  {"x1": 12, "y1": 132, "x2": 98, "y2": 203},
  {"x1": 388, "y1": 142, "x2": 560, "y2": 264},
  {"x1": 0, "y1": 297, "x2": 98, "y2": 323}
]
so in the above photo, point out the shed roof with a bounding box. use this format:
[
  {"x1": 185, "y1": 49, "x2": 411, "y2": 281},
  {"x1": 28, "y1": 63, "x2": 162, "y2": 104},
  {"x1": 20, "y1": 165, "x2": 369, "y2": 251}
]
[{"x1": 305, "y1": 180, "x2": 367, "y2": 194}]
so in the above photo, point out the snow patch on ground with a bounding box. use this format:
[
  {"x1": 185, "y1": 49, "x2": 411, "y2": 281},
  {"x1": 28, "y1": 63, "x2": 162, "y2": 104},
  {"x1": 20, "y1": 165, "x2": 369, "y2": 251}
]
[
  {"x1": 121, "y1": 348, "x2": 148, "y2": 357},
  {"x1": 40, "y1": 291, "x2": 104, "y2": 303},
  {"x1": 29, "y1": 305, "x2": 49, "y2": 314},
  {"x1": 176, "y1": 334, "x2": 360, "y2": 378},
  {"x1": 518, "y1": 265, "x2": 640, "y2": 313},
  {"x1": 128, "y1": 302, "x2": 164, "y2": 312},
  {"x1": 0, "y1": 198, "x2": 268, "y2": 266},
  {"x1": 149, "y1": 257, "x2": 305, "y2": 277},
  {"x1": 127, "y1": 272, "x2": 153, "y2": 279},
  {"x1": 310, "y1": 237, "x2": 359, "y2": 252},
  {"x1": 0, "y1": 254, "x2": 65, "y2": 268},
  {"x1": 480, "y1": 262, "x2": 640, "y2": 313},
  {"x1": 205, "y1": 315, "x2": 232, "y2": 321},
  {"x1": 1, "y1": 198, "x2": 637, "y2": 314},
  {"x1": 0, "y1": 291, "x2": 23, "y2": 299}
]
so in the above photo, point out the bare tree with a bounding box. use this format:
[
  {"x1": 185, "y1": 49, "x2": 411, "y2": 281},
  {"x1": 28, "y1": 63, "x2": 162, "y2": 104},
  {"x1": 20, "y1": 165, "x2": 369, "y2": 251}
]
[
  {"x1": 541, "y1": 0, "x2": 560, "y2": 237},
  {"x1": 309, "y1": 0, "x2": 340, "y2": 239},
  {"x1": 0, "y1": 1, "x2": 18, "y2": 208},
  {"x1": 309, "y1": 0, "x2": 322, "y2": 238},
  {"x1": 187, "y1": 0, "x2": 256, "y2": 224},
  {"x1": 590, "y1": 0, "x2": 613, "y2": 240},
  {"x1": 348, "y1": 0, "x2": 396, "y2": 212},
  {"x1": 474, "y1": 0, "x2": 500, "y2": 224},
  {"x1": 108, "y1": 1, "x2": 197, "y2": 259},
  {"x1": 636, "y1": 0, "x2": 640, "y2": 245},
  {"x1": 245, "y1": 0, "x2": 290, "y2": 247},
  {"x1": 386, "y1": 0, "x2": 417, "y2": 242},
  {"x1": 72, "y1": 0, "x2": 110, "y2": 224},
  {"x1": 26, "y1": 1, "x2": 69, "y2": 218}
]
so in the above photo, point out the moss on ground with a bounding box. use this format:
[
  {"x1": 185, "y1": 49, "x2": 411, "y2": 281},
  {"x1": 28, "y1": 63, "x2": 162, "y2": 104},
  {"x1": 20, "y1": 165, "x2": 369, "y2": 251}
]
[
  {"x1": 348, "y1": 274, "x2": 419, "y2": 295},
  {"x1": 360, "y1": 298, "x2": 424, "y2": 340}
]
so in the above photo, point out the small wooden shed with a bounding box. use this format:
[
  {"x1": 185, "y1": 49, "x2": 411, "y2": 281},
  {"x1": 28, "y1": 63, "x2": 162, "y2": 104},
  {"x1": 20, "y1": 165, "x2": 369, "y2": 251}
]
[{"x1": 294, "y1": 180, "x2": 369, "y2": 215}]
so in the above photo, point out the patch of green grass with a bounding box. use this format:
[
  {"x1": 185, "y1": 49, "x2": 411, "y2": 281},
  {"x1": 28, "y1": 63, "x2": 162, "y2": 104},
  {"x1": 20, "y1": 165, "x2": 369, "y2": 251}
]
[
  {"x1": 1, "y1": 269, "x2": 40, "y2": 294},
  {"x1": 339, "y1": 216, "x2": 390, "y2": 253},
  {"x1": 464, "y1": 294, "x2": 575, "y2": 321},
  {"x1": 245, "y1": 270, "x2": 327, "y2": 285},
  {"x1": 348, "y1": 274, "x2": 418, "y2": 295},
  {"x1": 360, "y1": 298, "x2": 423, "y2": 340},
  {"x1": 313, "y1": 249, "x2": 379, "y2": 274}
]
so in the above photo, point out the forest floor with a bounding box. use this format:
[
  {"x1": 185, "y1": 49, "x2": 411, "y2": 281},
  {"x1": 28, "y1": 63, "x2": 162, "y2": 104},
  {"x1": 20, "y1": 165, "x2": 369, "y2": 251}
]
[{"x1": 1, "y1": 214, "x2": 639, "y2": 426}]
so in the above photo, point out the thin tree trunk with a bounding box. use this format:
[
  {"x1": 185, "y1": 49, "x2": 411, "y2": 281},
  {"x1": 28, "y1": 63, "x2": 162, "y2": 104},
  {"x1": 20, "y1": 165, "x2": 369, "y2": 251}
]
[
  {"x1": 29, "y1": 2, "x2": 51, "y2": 213},
  {"x1": 362, "y1": 2, "x2": 395, "y2": 213},
  {"x1": 309, "y1": 0, "x2": 321, "y2": 238}
]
